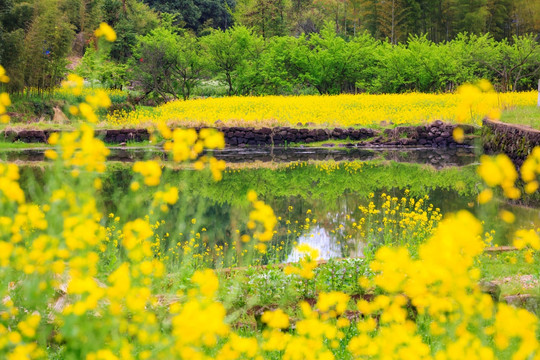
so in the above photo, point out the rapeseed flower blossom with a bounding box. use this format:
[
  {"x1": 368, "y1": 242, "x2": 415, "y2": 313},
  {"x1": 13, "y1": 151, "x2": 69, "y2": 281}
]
[
  {"x1": 107, "y1": 91, "x2": 536, "y2": 127},
  {"x1": 284, "y1": 244, "x2": 320, "y2": 279},
  {"x1": 94, "y1": 22, "x2": 117, "y2": 42},
  {"x1": 261, "y1": 309, "x2": 290, "y2": 329}
]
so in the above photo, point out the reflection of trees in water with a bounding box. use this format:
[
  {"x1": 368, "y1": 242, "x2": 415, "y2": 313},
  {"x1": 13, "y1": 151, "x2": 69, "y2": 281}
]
[{"x1": 16, "y1": 161, "x2": 538, "y2": 266}]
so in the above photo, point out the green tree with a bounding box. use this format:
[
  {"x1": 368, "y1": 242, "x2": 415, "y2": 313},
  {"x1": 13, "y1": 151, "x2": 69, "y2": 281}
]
[
  {"x1": 76, "y1": 45, "x2": 128, "y2": 89},
  {"x1": 234, "y1": 0, "x2": 289, "y2": 38},
  {"x1": 102, "y1": 0, "x2": 159, "y2": 62},
  {"x1": 454, "y1": 0, "x2": 488, "y2": 34},
  {"x1": 486, "y1": 0, "x2": 513, "y2": 40},
  {"x1": 201, "y1": 26, "x2": 263, "y2": 95},
  {"x1": 296, "y1": 23, "x2": 363, "y2": 94},
  {"x1": 22, "y1": 0, "x2": 75, "y2": 92},
  {"x1": 377, "y1": 0, "x2": 408, "y2": 44},
  {"x1": 510, "y1": 0, "x2": 540, "y2": 36},
  {"x1": 133, "y1": 26, "x2": 206, "y2": 100},
  {"x1": 470, "y1": 33, "x2": 540, "y2": 91},
  {"x1": 142, "y1": 0, "x2": 235, "y2": 32},
  {"x1": 174, "y1": 32, "x2": 207, "y2": 99}
]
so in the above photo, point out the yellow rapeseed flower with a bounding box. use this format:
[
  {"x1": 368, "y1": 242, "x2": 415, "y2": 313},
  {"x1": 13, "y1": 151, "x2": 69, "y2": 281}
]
[{"x1": 95, "y1": 23, "x2": 117, "y2": 42}]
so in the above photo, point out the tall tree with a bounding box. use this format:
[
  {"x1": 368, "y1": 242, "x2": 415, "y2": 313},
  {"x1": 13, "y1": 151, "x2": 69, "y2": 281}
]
[
  {"x1": 377, "y1": 0, "x2": 407, "y2": 44},
  {"x1": 486, "y1": 0, "x2": 513, "y2": 40},
  {"x1": 201, "y1": 26, "x2": 263, "y2": 95},
  {"x1": 22, "y1": 0, "x2": 75, "y2": 92},
  {"x1": 510, "y1": 0, "x2": 540, "y2": 36},
  {"x1": 454, "y1": 0, "x2": 488, "y2": 34},
  {"x1": 470, "y1": 33, "x2": 540, "y2": 91},
  {"x1": 235, "y1": 0, "x2": 288, "y2": 38},
  {"x1": 133, "y1": 26, "x2": 206, "y2": 100}
]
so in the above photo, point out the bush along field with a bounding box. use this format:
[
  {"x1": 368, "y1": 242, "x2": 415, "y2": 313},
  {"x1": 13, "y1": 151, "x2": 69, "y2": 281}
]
[{"x1": 1, "y1": 28, "x2": 540, "y2": 359}]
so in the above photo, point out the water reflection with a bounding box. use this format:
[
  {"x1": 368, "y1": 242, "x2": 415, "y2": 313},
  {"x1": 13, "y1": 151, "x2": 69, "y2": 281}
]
[
  {"x1": 6, "y1": 147, "x2": 540, "y2": 266},
  {"x1": 287, "y1": 226, "x2": 342, "y2": 262},
  {"x1": 0, "y1": 146, "x2": 476, "y2": 168}
]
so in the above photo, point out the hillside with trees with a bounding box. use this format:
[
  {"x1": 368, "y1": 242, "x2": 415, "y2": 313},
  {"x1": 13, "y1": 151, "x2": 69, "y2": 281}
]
[{"x1": 1, "y1": 0, "x2": 539, "y2": 99}]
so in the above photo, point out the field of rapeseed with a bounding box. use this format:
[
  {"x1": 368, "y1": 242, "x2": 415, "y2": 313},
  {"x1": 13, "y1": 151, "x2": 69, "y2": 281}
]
[
  {"x1": 107, "y1": 90, "x2": 536, "y2": 128},
  {"x1": 1, "y1": 26, "x2": 540, "y2": 360}
]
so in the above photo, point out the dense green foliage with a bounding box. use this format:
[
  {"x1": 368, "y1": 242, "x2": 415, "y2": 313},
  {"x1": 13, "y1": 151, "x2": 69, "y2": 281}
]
[
  {"x1": 145, "y1": 0, "x2": 540, "y2": 41},
  {"x1": 138, "y1": 24, "x2": 540, "y2": 99}
]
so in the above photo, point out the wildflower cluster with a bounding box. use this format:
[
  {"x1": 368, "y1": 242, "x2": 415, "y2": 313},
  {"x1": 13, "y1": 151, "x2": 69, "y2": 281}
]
[
  {"x1": 45, "y1": 124, "x2": 110, "y2": 174},
  {"x1": 157, "y1": 124, "x2": 226, "y2": 181},
  {"x1": 0, "y1": 164, "x2": 24, "y2": 203},
  {"x1": 455, "y1": 80, "x2": 502, "y2": 123},
  {"x1": 477, "y1": 154, "x2": 521, "y2": 200},
  {"x1": 284, "y1": 243, "x2": 320, "y2": 279},
  {"x1": 521, "y1": 147, "x2": 540, "y2": 194},
  {"x1": 351, "y1": 210, "x2": 539, "y2": 359},
  {"x1": 60, "y1": 74, "x2": 111, "y2": 123},
  {"x1": 477, "y1": 147, "x2": 540, "y2": 261},
  {"x1": 350, "y1": 192, "x2": 442, "y2": 252}
]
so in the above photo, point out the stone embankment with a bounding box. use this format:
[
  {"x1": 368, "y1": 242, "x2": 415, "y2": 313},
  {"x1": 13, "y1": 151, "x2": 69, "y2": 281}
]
[
  {"x1": 482, "y1": 119, "x2": 540, "y2": 164},
  {"x1": 1, "y1": 129, "x2": 150, "y2": 143},
  {"x1": 1, "y1": 120, "x2": 476, "y2": 148}
]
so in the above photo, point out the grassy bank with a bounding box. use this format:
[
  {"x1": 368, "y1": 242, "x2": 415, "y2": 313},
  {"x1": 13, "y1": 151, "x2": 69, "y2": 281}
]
[{"x1": 500, "y1": 105, "x2": 540, "y2": 130}]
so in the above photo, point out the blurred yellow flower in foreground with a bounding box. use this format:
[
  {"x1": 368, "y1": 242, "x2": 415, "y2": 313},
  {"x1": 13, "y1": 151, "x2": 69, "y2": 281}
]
[{"x1": 95, "y1": 22, "x2": 117, "y2": 42}]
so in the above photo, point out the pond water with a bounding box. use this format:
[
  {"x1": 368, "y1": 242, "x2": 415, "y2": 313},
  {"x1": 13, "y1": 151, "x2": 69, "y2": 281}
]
[{"x1": 2, "y1": 146, "x2": 539, "y2": 267}]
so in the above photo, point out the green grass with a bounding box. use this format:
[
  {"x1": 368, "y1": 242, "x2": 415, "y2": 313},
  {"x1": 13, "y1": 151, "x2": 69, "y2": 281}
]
[
  {"x1": 0, "y1": 141, "x2": 52, "y2": 149},
  {"x1": 500, "y1": 105, "x2": 540, "y2": 130},
  {"x1": 478, "y1": 251, "x2": 540, "y2": 296}
]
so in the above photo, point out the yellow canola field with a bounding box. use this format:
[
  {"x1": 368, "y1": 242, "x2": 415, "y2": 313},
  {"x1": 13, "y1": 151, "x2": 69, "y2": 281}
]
[{"x1": 107, "y1": 91, "x2": 536, "y2": 128}]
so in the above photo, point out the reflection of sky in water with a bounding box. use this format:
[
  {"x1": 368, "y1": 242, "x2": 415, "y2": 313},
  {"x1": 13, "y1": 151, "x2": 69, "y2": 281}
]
[
  {"x1": 286, "y1": 226, "x2": 341, "y2": 262},
  {"x1": 285, "y1": 225, "x2": 366, "y2": 262}
]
